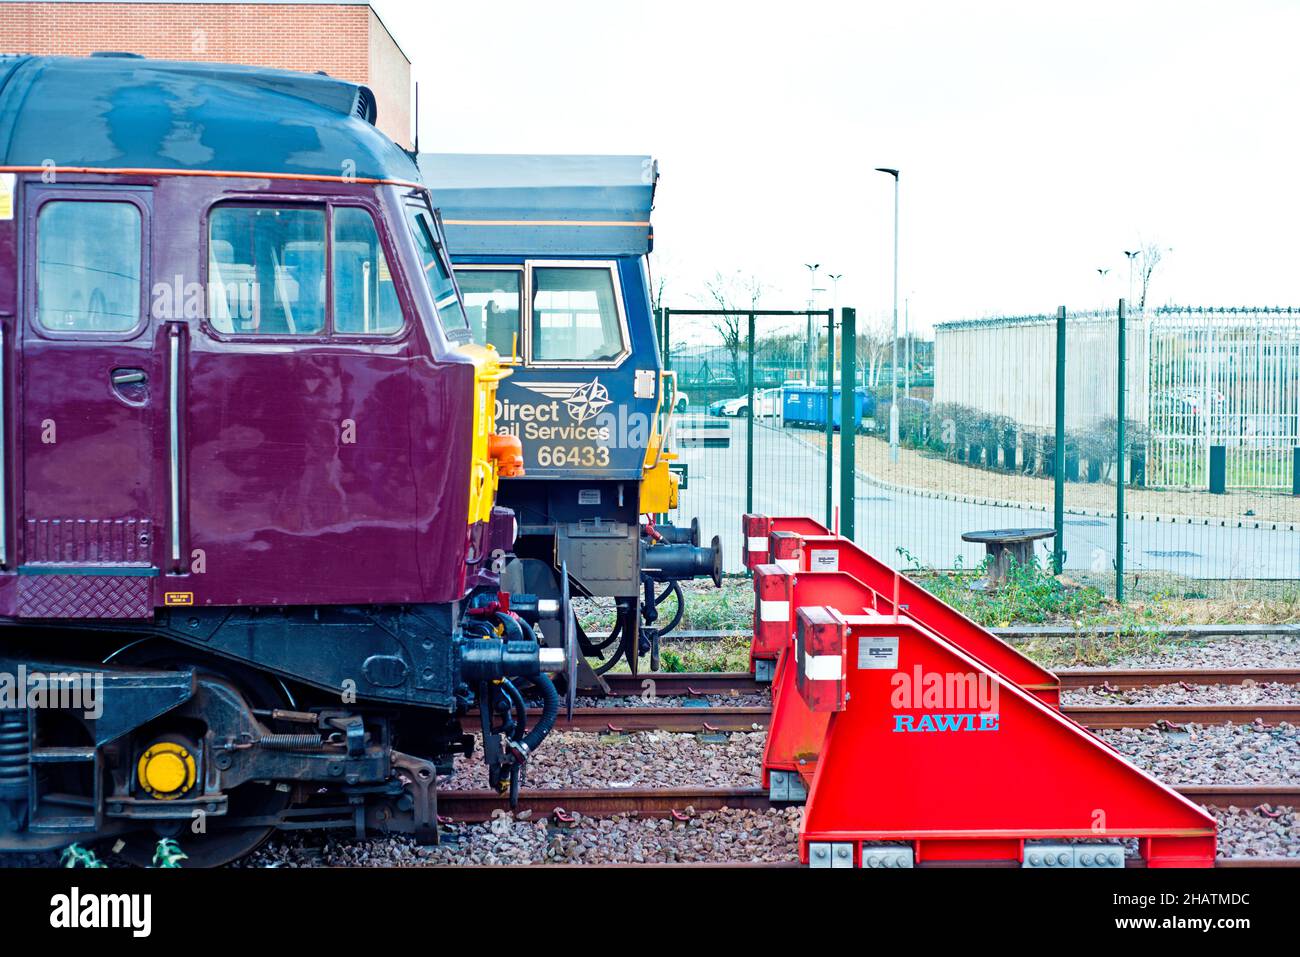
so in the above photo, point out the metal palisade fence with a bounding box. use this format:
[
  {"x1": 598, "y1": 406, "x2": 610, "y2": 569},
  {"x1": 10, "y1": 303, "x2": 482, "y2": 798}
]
[
  {"x1": 660, "y1": 301, "x2": 1300, "y2": 600},
  {"x1": 1146, "y1": 307, "x2": 1300, "y2": 490}
]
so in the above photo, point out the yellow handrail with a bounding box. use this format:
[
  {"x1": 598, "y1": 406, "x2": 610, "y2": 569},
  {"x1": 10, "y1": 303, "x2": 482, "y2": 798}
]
[{"x1": 644, "y1": 369, "x2": 678, "y2": 470}]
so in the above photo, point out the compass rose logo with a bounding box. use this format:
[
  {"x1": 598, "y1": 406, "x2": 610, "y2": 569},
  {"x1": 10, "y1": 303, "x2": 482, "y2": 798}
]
[{"x1": 563, "y1": 379, "x2": 612, "y2": 424}]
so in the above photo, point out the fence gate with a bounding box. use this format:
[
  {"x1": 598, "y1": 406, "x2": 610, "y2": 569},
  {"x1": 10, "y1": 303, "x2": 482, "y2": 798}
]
[
  {"x1": 658, "y1": 307, "x2": 854, "y2": 574},
  {"x1": 1147, "y1": 307, "x2": 1300, "y2": 490}
]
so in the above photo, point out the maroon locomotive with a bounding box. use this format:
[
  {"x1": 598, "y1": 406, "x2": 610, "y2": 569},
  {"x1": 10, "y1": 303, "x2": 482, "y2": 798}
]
[{"x1": 0, "y1": 54, "x2": 561, "y2": 865}]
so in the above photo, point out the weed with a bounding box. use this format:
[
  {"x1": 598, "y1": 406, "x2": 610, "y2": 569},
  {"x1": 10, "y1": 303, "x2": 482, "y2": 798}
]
[{"x1": 897, "y1": 547, "x2": 1112, "y2": 628}]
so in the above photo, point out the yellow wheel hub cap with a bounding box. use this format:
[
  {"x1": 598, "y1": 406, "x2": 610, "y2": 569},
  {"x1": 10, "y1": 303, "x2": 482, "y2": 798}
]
[{"x1": 137, "y1": 742, "x2": 196, "y2": 799}]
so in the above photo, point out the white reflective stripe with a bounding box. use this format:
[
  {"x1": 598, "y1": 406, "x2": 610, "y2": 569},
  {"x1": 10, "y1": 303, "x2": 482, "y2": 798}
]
[
  {"x1": 804, "y1": 654, "x2": 843, "y2": 681},
  {"x1": 747, "y1": 537, "x2": 768, "y2": 552},
  {"x1": 759, "y1": 600, "x2": 789, "y2": 622},
  {"x1": 776, "y1": 557, "x2": 799, "y2": 573}
]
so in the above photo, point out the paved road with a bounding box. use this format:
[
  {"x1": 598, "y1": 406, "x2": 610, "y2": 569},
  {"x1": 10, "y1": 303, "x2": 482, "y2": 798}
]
[{"x1": 669, "y1": 417, "x2": 1300, "y2": 581}]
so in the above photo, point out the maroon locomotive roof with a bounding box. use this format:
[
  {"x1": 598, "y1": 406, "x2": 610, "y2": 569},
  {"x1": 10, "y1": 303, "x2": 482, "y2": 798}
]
[{"x1": 0, "y1": 53, "x2": 417, "y2": 181}]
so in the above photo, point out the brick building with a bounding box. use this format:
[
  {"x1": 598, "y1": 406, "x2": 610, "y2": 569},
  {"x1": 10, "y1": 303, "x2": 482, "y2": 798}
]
[{"x1": 0, "y1": 0, "x2": 412, "y2": 146}]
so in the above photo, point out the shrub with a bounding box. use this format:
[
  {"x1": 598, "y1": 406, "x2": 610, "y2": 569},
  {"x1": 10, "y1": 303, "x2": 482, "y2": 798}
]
[{"x1": 1076, "y1": 417, "x2": 1149, "y2": 482}]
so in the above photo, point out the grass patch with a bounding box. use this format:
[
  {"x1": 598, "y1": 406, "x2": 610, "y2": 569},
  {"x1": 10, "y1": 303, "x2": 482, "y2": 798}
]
[
  {"x1": 1011, "y1": 632, "x2": 1188, "y2": 668},
  {"x1": 673, "y1": 579, "x2": 753, "y2": 631},
  {"x1": 656, "y1": 636, "x2": 751, "y2": 672},
  {"x1": 596, "y1": 636, "x2": 750, "y2": 674},
  {"x1": 898, "y1": 547, "x2": 1114, "y2": 628},
  {"x1": 1107, "y1": 582, "x2": 1300, "y2": 627},
  {"x1": 574, "y1": 578, "x2": 753, "y2": 635}
]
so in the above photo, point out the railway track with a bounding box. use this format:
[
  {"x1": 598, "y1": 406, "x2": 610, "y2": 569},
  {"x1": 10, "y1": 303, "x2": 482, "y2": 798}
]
[
  {"x1": 483, "y1": 666, "x2": 1300, "y2": 732},
  {"x1": 448, "y1": 666, "x2": 1300, "y2": 867},
  {"x1": 439, "y1": 858, "x2": 1296, "y2": 869},
  {"x1": 438, "y1": 783, "x2": 1298, "y2": 822},
  {"x1": 535, "y1": 702, "x2": 1300, "y2": 732},
  {"x1": 601, "y1": 667, "x2": 1300, "y2": 696}
]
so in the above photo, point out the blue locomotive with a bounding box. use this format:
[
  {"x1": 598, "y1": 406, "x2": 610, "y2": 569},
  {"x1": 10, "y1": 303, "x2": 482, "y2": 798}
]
[{"x1": 422, "y1": 154, "x2": 721, "y2": 682}]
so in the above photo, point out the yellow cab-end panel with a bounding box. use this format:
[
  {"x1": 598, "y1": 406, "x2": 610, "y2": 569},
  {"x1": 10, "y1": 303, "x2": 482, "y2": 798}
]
[
  {"x1": 640, "y1": 369, "x2": 680, "y2": 513},
  {"x1": 640, "y1": 458, "x2": 679, "y2": 513},
  {"x1": 640, "y1": 435, "x2": 679, "y2": 513},
  {"x1": 455, "y1": 342, "x2": 514, "y2": 525}
]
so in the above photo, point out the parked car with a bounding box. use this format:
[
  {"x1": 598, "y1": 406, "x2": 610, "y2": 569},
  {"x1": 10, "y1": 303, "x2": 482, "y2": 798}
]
[{"x1": 709, "y1": 388, "x2": 780, "y2": 417}]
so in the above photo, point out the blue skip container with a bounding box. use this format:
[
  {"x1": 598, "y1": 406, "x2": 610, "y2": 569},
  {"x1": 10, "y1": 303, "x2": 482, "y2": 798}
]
[{"x1": 781, "y1": 386, "x2": 875, "y2": 430}]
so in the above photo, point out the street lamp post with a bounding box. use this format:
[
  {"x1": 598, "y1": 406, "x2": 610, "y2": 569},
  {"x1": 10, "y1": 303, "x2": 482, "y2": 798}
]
[
  {"x1": 876, "y1": 168, "x2": 900, "y2": 462},
  {"x1": 904, "y1": 295, "x2": 911, "y2": 399},
  {"x1": 1123, "y1": 250, "x2": 1141, "y2": 313},
  {"x1": 804, "y1": 262, "x2": 820, "y2": 384},
  {"x1": 828, "y1": 273, "x2": 843, "y2": 384}
]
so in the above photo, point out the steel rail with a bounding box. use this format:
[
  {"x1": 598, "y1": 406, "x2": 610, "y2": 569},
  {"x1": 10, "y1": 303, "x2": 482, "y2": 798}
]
[
  {"x1": 433, "y1": 858, "x2": 1298, "y2": 869},
  {"x1": 475, "y1": 701, "x2": 1300, "y2": 733},
  {"x1": 1056, "y1": 667, "x2": 1300, "y2": 690},
  {"x1": 600, "y1": 668, "x2": 1300, "y2": 697},
  {"x1": 1064, "y1": 703, "x2": 1300, "y2": 729},
  {"x1": 638, "y1": 624, "x2": 1300, "y2": 641},
  {"x1": 437, "y1": 784, "x2": 1299, "y2": 822}
]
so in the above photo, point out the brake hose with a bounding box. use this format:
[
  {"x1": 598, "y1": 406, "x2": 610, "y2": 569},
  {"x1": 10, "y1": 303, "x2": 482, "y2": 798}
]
[
  {"x1": 521, "y1": 674, "x2": 559, "y2": 753},
  {"x1": 499, "y1": 678, "x2": 528, "y2": 742}
]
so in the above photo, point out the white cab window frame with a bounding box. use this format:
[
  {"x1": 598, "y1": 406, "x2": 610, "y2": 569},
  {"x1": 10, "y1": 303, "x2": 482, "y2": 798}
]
[
  {"x1": 454, "y1": 260, "x2": 632, "y2": 369},
  {"x1": 526, "y1": 260, "x2": 631, "y2": 369},
  {"x1": 454, "y1": 263, "x2": 525, "y2": 362}
]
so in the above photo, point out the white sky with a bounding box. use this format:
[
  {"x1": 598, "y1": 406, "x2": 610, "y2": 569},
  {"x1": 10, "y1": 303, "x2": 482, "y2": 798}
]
[{"x1": 375, "y1": 0, "x2": 1300, "y2": 334}]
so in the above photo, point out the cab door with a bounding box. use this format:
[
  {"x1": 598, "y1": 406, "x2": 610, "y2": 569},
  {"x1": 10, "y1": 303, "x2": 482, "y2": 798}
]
[{"x1": 18, "y1": 185, "x2": 158, "y2": 617}]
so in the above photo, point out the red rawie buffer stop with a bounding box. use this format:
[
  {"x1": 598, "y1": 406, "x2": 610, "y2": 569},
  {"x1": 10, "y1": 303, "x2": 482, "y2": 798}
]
[
  {"x1": 757, "y1": 567, "x2": 878, "y2": 792},
  {"x1": 768, "y1": 525, "x2": 1061, "y2": 708},
  {"x1": 742, "y1": 513, "x2": 829, "y2": 570},
  {"x1": 795, "y1": 607, "x2": 1217, "y2": 867}
]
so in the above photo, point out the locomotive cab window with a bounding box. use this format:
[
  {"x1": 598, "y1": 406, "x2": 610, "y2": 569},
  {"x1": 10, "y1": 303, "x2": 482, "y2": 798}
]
[
  {"x1": 406, "y1": 206, "x2": 469, "y2": 334},
  {"x1": 457, "y1": 268, "x2": 522, "y2": 356},
  {"x1": 208, "y1": 206, "x2": 326, "y2": 335},
  {"x1": 36, "y1": 200, "x2": 142, "y2": 333},
  {"x1": 333, "y1": 207, "x2": 402, "y2": 335},
  {"x1": 529, "y1": 264, "x2": 628, "y2": 365}
]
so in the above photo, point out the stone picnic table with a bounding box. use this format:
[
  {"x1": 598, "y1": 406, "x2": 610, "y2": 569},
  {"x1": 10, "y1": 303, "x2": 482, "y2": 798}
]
[{"x1": 960, "y1": 528, "x2": 1056, "y2": 586}]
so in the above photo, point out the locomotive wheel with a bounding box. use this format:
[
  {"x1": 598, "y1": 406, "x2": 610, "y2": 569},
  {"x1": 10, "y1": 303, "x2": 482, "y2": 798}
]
[{"x1": 103, "y1": 642, "x2": 294, "y2": 867}]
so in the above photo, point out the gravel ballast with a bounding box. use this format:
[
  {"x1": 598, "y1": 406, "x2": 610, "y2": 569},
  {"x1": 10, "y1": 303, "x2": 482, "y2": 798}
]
[
  {"x1": 1059, "y1": 635, "x2": 1300, "y2": 670},
  {"x1": 239, "y1": 803, "x2": 1297, "y2": 866},
  {"x1": 1096, "y1": 722, "x2": 1299, "y2": 785},
  {"x1": 242, "y1": 806, "x2": 804, "y2": 867},
  {"x1": 1212, "y1": 805, "x2": 1299, "y2": 859},
  {"x1": 444, "y1": 730, "x2": 766, "y2": 791}
]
